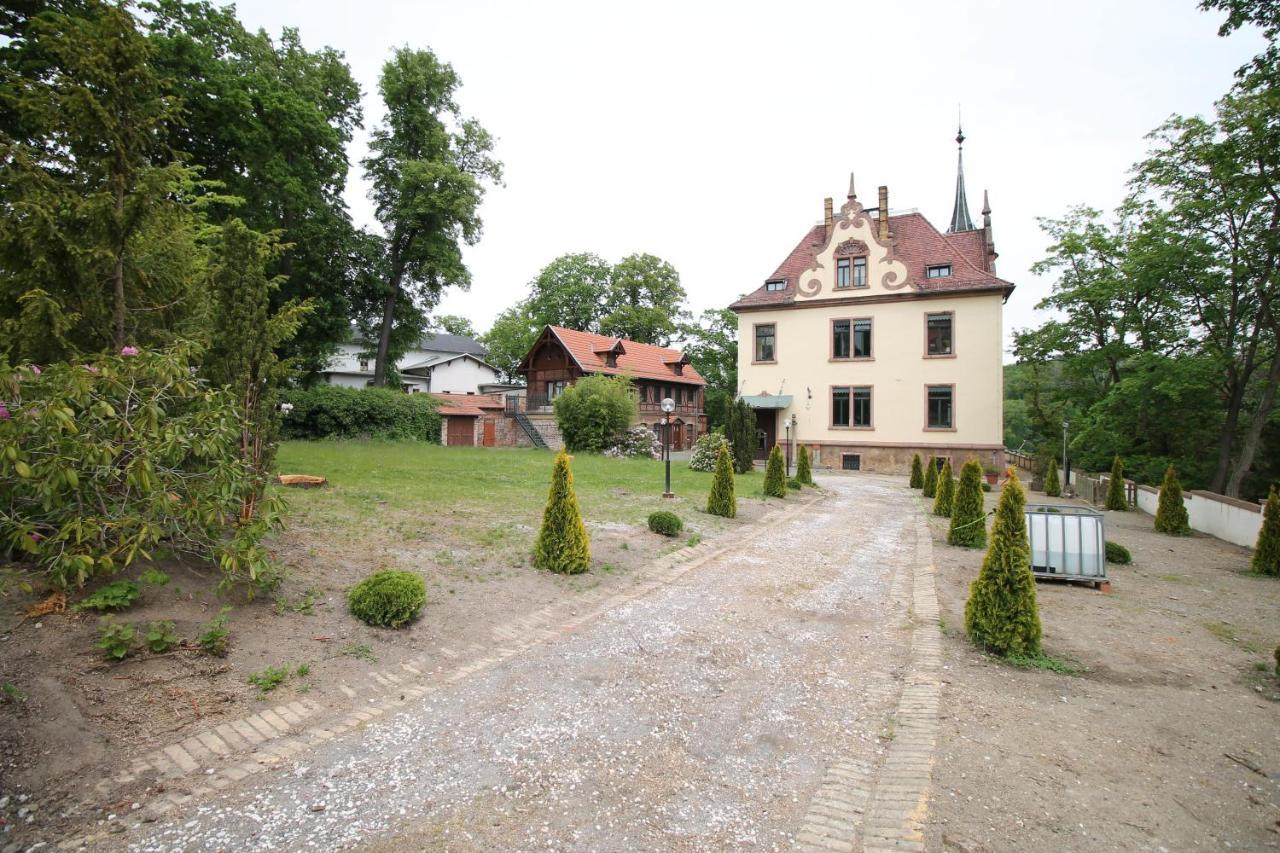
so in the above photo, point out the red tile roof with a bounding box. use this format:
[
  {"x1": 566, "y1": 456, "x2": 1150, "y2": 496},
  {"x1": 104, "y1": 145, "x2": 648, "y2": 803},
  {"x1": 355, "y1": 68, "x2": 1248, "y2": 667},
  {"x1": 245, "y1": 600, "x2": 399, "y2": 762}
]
[
  {"x1": 431, "y1": 392, "x2": 505, "y2": 417},
  {"x1": 730, "y1": 210, "x2": 1013, "y2": 310},
  {"x1": 543, "y1": 327, "x2": 706, "y2": 385}
]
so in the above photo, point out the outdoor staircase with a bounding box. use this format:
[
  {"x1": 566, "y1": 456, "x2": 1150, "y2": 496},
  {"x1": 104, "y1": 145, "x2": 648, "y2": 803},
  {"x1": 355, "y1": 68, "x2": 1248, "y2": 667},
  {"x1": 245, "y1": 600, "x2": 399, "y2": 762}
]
[{"x1": 513, "y1": 411, "x2": 550, "y2": 449}]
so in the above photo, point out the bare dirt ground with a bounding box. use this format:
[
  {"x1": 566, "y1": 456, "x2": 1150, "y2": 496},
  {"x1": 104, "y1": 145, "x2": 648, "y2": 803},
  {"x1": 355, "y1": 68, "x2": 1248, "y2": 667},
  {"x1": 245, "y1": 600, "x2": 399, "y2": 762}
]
[
  {"x1": 927, "y1": 483, "x2": 1280, "y2": 852},
  {"x1": 0, "y1": 473, "x2": 772, "y2": 847}
]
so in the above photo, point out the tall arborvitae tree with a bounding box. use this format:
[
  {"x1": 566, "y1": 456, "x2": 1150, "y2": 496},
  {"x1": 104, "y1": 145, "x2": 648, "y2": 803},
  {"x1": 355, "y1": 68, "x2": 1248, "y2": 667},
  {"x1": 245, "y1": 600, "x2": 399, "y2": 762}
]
[
  {"x1": 1105, "y1": 455, "x2": 1128, "y2": 510},
  {"x1": 0, "y1": 1, "x2": 203, "y2": 357},
  {"x1": 763, "y1": 445, "x2": 786, "y2": 498},
  {"x1": 965, "y1": 469, "x2": 1042, "y2": 657},
  {"x1": 533, "y1": 451, "x2": 590, "y2": 575},
  {"x1": 922, "y1": 458, "x2": 939, "y2": 498},
  {"x1": 362, "y1": 47, "x2": 502, "y2": 387},
  {"x1": 909, "y1": 453, "x2": 924, "y2": 489},
  {"x1": 1252, "y1": 485, "x2": 1280, "y2": 576},
  {"x1": 933, "y1": 459, "x2": 955, "y2": 517},
  {"x1": 706, "y1": 442, "x2": 736, "y2": 518},
  {"x1": 949, "y1": 459, "x2": 987, "y2": 548},
  {"x1": 726, "y1": 399, "x2": 755, "y2": 475},
  {"x1": 204, "y1": 220, "x2": 310, "y2": 519},
  {"x1": 1043, "y1": 457, "x2": 1061, "y2": 497},
  {"x1": 1153, "y1": 465, "x2": 1191, "y2": 535},
  {"x1": 796, "y1": 444, "x2": 813, "y2": 486}
]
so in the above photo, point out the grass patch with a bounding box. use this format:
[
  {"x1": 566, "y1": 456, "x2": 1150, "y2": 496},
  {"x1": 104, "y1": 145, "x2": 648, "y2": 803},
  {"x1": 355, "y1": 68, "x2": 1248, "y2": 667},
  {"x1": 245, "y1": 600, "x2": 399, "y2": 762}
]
[
  {"x1": 1203, "y1": 620, "x2": 1265, "y2": 653},
  {"x1": 1, "y1": 682, "x2": 27, "y2": 703},
  {"x1": 340, "y1": 642, "x2": 377, "y2": 663},
  {"x1": 686, "y1": 533, "x2": 702, "y2": 548},
  {"x1": 1246, "y1": 662, "x2": 1280, "y2": 701},
  {"x1": 1001, "y1": 653, "x2": 1084, "y2": 675},
  {"x1": 247, "y1": 664, "x2": 291, "y2": 697},
  {"x1": 1158, "y1": 573, "x2": 1194, "y2": 584}
]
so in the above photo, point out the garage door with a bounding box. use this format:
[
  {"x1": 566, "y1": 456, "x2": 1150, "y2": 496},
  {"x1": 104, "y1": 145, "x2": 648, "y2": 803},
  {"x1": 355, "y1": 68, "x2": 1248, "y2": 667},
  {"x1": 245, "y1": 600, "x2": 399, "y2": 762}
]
[{"x1": 446, "y1": 416, "x2": 476, "y2": 446}]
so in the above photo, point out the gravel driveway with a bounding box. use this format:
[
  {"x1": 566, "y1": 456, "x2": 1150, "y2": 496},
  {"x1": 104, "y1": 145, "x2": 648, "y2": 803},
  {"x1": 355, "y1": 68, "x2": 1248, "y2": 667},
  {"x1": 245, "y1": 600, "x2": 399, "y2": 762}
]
[{"x1": 124, "y1": 474, "x2": 917, "y2": 851}]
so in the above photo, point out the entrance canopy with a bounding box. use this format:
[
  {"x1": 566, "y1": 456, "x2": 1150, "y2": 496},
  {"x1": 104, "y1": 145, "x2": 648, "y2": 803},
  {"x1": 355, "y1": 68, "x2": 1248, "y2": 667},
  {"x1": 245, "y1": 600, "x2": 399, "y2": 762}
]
[{"x1": 740, "y1": 394, "x2": 792, "y2": 409}]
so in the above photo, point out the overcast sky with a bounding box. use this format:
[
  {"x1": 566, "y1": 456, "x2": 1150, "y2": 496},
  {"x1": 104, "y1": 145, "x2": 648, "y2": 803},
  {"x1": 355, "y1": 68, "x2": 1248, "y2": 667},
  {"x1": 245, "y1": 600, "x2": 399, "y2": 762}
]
[{"x1": 229, "y1": 0, "x2": 1264, "y2": 359}]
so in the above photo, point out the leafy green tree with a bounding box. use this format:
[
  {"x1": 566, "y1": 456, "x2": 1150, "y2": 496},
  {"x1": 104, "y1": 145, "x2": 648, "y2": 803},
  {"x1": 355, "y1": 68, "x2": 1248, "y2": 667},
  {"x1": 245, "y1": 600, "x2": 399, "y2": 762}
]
[
  {"x1": 1043, "y1": 459, "x2": 1061, "y2": 497},
  {"x1": 909, "y1": 454, "x2": 924, "y2": 489},
  {"x1": 432, "y1": 314, "x2": 477, "y2": 338},
  {"x1": 0, "y1": 0, "x2": 204, "y2": 357},
  {"x1": 964, "y1": 469, "x2": 1042, "y2": 657},
  {"x1": 763, "y1": 444, "x2": 786, "y2": 498},
  {"x1": 1252, "y1": 485, "x2": 1280, "y2": 576},
  {"x1": 949, "y1": 459, "x2": 987, "y2": 548},
  {"x1": 1153, "y1": 465, "x2": 1192, "y2": 535},
  {"x1": 706, "y1": 442, "x2": 736, "y2": 518},
  {"x1": 922, "y1": 457, "x2": 938, "y2": 498},
  {"x1": 600, "y1": 253, "x2": 689, "y2": 346},
  {"x1": 1105, "y1": 456, "x2": 1128, "y2": 511},
  {"x1": 143, "y1": 0, "x2": 363, "y2": 374},
  {"x1": 552, "y1": 374, "x2": 636, "y2": 453},
  {"x1": 533, "y1": 451, "x2": 590, "y2": 575},
  {"x1": 480, "y1": 304, "x2": 540, "y2": 383},
  {"x1": 362, "y1": 47, "x2": 502, "y2": 387},
  {"x1": 679, "y1": 308, "x2": 736, "y2": 429},
  {"x1": 933, "y1": 458, "x2": 955, "y2": 517},
  {"x1": 203, "y1": 219, "x2": 310, "y2": 518},
  {"x1": 796, "y1": 444, "x2": 813, "y2": 486},
  {"x1": 526, "y1": 253, "x2": 612, "y2": 334}
]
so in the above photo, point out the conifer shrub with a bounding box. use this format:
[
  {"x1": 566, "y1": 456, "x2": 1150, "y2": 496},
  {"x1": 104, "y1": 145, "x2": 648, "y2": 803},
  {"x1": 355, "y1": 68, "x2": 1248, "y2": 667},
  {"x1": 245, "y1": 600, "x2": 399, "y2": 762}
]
[
  {"x1": 1104, "y1": 456, "x2": 1128, "y2": 511},
  {"x1": 1043, "y1": 461, "x2": 1061, "y2": 498},
  {"x1": 909, "y1": 454, "x2": 924, "y2": 489},
  {"x1": 922, "y1": 458, "x2": 939, "y2": 498},
  {"x1": 981, "y1": 481, "x2": 992, "y2": 493},
  {"x1": 763, "y1": 445, "x2": 787, "y2": 498},
  {"x1": 949, "y1": 458, "x2": 987, "y2": 548},
  {"x1": 933, "y1": 459, "x2": 955, "y2": 517},
  {"x1": 647, "y1": 511, "x2": 683, "y2": 537},
  {"x1": 1252, "y1": 485, "x2": 1280, "y2": 576},
  {"x1": 706, "y1": 441, "x2": 736, "y2": 518},
  {"x1": 1105, "y1": 541, "x2": 1131, "y2": 565},
  {"x1": 796, "y1": 444, "x2": 814, "y2": 485},
  {"x1": 964, "y1": 469, "x2": 1042, "y2": 658},
  {"x1": 787, "y1": 478, "x2": 802, "y2": 490},
  {"x1": 533, "y1": 451, "x2": 590, "y2": 574},
  {"x1": 348, "y1": 570, "x2": 427, "y2": 628},
  {"x1": 1153, "y1": 465, "x2": 1191, "y2": 535},
  {"x1": 725, "y1": 399, "x2": 756, "y2": 475}
]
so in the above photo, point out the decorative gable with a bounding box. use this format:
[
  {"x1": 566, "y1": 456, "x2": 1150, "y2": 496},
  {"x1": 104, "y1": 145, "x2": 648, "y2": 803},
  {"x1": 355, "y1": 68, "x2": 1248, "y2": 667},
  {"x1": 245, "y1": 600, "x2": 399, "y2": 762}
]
[{"x1": 795, "y1": 197, "x2": 910, "y2": 301}]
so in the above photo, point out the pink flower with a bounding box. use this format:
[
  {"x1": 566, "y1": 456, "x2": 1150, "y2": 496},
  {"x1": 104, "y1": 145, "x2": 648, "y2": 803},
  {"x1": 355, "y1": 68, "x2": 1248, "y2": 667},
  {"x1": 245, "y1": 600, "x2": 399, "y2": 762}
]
[
  {"x1": 29, "y1": 532, "x2": 42, "y2": 543},
  {"x1": 82, "y1": 365, "x2": 99, "y2": 374},
  {"x1": 0, "y1": 402, "x2": 9, "y2": 419},
  {"x1": 120, "y1": 346, "x2": 139, "y2": 356},
  {"x1": 29, "y1": 365, "x2": 40, "y2": 375}
]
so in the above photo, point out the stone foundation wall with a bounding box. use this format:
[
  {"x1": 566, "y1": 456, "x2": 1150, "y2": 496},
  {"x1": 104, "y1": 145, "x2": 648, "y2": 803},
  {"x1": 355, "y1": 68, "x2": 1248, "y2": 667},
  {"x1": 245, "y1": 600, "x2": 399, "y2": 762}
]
[{"x1": 807, "y1": 443, "x2": 1005, "y2": 476}]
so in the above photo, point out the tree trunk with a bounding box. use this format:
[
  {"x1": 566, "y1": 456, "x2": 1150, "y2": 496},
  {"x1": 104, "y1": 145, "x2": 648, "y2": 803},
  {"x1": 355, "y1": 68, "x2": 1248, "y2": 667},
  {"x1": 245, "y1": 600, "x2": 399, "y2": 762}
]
[
  {"x1": 1225, "y1": 351, "x2": 1280, "y2": 497},
  {"x1": 112, "y1": 182, "x2": 126, "y2": 350},
  {"x1": 372, "y1": 271, "x2": 400, "y2": 388},
  {"x1": 1210, "y1": 376, "x2": 1245, "y2": 494}
]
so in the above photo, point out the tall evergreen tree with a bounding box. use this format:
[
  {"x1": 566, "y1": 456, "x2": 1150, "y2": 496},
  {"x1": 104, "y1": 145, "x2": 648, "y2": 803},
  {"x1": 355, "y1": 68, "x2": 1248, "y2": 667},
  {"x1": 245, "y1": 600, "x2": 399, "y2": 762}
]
[
  {"x1": 706, "y1": 442, "x2": 736, "y2": 518},
  {"x1": 725, "y1": 399, "x2": 755, "y2": 475},
  {"x1": 1043, "y1": 459, "x2": 1062, "y2": 497},
  {"x1": 796, "y1": 444, "x2": 813, "y2": 486},
  {"x1": 763, "y1": 445, "x2": 786, "y2": 498},
  {"x1": 1105, "y1": 455, "x2": 1128, "y2": 510},
  {"x1": 964, "y1": 469, "x2": 1042, "y2": 657},
  {"x1": 1252, "y1": 485, "x2": 1280, "y2": 576},
  {"x1": 1153, "y1": 465, "x2": 1191, "y2": 535},
  {"x1": 949, "y1": 458, "x2": 987, "y2": 548},
  {"x1": 362, "y1": 47, "x2": 502, "y2": 387},
  {"x1": 933, "y1": 458, "x2": 955, "y2": 517},
  {"x1": 909, "y1": 454, "x2": 924, "y2": 489},
  {"x1": 922, "y1": 457, "x2": 939, "y2": 499},
  {"x1": 533, "y1": 451, "x2": 590, "y2": 575}
]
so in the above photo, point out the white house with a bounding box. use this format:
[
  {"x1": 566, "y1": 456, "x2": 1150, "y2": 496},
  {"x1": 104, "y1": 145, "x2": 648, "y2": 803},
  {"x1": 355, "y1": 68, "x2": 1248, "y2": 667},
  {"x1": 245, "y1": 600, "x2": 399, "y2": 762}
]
[{"x1": 320, "y1": 331, "x2": 502, "y2": 395}]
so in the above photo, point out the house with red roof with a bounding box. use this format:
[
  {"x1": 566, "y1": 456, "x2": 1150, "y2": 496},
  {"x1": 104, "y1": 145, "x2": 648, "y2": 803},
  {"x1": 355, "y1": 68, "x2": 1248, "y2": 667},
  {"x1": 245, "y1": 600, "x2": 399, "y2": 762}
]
[
  {"x1": 431, "y1": 392, "x2": 508, "y2": 447},
  {"x1": 516, "y1": 326, "x2": 707, "y2": 450},
  {"x1": 730, "y1": 128, "x2": 1013, "y2": 474}
]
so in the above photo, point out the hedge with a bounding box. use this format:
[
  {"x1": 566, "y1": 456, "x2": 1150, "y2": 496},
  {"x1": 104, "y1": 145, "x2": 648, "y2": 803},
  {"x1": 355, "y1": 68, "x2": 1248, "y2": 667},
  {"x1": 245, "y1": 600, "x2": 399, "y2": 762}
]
[{"x1": 280, "y1": 386, "x2": 441, "y2": 441}]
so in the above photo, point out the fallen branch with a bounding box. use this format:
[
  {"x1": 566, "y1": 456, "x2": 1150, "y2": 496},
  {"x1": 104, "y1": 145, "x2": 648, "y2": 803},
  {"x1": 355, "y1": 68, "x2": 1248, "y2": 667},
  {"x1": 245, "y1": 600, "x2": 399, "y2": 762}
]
[{"x1": 1224, "y1": 752, "x2": 1268, "y2": 777}]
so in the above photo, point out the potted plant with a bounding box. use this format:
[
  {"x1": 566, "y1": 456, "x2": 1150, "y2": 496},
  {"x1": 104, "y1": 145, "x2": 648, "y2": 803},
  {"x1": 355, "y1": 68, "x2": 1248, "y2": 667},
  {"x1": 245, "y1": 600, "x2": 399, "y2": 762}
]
[{"x1": 983, "y1": 464, "x2": 1001, "y2": 485}]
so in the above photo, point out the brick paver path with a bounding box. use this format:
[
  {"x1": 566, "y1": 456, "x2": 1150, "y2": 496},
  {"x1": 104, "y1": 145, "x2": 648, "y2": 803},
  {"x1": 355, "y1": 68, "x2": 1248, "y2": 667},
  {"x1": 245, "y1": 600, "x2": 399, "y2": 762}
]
[{"x1": 123, "y1": 474, "x2": 935, "y2": 851}]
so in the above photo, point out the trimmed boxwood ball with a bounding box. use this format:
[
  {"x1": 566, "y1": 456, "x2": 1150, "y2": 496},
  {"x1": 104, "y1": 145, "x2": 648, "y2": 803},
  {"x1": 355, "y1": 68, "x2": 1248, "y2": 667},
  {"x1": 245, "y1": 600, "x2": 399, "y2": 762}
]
[
  {"x1": 348, "y1": 570, "x2": 426, "y2": 628},
  {"x1": 787, "y1": 478, "x2": 802, "y2": 490},
  {"x1": 981, "y1": 481, "x2": 992, "y2": 492},
  {"x1": 648, "y1": 511, "x2": 683, "y2": 537},
  {"x1": 1105, "y1": 541, "x2": 1131, "y2": 565}
]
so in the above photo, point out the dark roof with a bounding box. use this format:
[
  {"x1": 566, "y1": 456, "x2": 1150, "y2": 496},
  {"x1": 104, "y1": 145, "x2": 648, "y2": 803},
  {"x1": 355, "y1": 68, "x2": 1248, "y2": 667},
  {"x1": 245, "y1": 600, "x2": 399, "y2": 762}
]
[
  {"x1": 343, "y1": 325, "x2": 487, "y2": 356},
  {"x1": 730, "y1": 208, "x2": 1013, "y2": 311}
]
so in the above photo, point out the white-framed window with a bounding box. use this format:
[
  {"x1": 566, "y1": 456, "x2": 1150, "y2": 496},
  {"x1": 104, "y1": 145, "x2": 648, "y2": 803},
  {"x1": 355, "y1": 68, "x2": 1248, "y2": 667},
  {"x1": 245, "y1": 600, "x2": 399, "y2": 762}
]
[
  {"x1": 765, "y1": 279, "x2": 786, "y2": 292},
  {"x1": 926, "y1": 264, "x2": 952, "y2": 279},
  {"x1": 359, "y1": 358, "x2": 370, "y2": 372}
]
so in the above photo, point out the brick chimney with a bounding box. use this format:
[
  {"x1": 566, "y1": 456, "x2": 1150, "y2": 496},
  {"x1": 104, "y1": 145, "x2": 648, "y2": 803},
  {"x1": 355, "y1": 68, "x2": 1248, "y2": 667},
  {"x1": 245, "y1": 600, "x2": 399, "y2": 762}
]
[
  {"x1": 877, "y1": 185, "x2": 889, "y2": 242},
  {"x1": 823, "y1": 197, "x2": 834, "y2": 238}
]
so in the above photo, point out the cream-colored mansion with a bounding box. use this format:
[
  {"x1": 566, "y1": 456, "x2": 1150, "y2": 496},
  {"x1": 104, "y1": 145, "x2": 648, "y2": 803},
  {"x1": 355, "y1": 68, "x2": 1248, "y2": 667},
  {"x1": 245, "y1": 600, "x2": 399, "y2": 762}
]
[{"x1": 730, "y1": 135, "x2": 1012, "y2": 474}]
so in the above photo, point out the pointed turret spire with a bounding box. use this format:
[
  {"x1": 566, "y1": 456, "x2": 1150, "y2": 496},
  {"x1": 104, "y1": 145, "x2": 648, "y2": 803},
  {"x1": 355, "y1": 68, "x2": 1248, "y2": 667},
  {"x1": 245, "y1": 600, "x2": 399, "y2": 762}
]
[
  {"x1": 981, "y1": 189, "x2": 991, "y2": 228},
  {"x1": 847, "y1": 172, "x2": 857, "y2": 200},
  {"x1": 948, "y1": 123, "x2": 976, "y2": 233}
]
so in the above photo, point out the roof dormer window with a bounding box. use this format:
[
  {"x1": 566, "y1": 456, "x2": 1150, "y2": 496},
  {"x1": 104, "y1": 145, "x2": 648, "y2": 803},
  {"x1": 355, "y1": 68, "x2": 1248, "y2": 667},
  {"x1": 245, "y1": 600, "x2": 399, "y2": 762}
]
[
  {"x1": 926, "y1": 264, "x2": 952, "y2": 279},
  {"x1": 765, "y1": 279, "x2": 786, "y2": 292}
]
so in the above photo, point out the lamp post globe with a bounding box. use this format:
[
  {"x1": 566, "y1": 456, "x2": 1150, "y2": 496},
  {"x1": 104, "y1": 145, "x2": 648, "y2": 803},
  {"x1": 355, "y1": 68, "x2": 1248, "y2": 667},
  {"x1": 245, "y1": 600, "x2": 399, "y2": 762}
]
[{"x1": 660, "y1": 398, "x2": 675, "y2": 498}]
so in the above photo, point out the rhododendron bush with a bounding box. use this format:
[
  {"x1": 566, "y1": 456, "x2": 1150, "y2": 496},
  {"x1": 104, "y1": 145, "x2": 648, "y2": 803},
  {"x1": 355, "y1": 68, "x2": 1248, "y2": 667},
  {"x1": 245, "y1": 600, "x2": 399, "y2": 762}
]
[{"x1": 0, "y1": 346, "x2": 281, "y2": 589}]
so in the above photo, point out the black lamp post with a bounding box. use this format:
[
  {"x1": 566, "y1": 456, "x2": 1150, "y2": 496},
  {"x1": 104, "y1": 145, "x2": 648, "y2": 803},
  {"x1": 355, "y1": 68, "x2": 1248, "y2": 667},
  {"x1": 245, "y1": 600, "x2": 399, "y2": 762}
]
[
  {"x1": 661, "y1": 397, "x2": 675, "y2": 498},
  {"x1": 1062, "y1": 418, "x2": 1070, "y2": 488},
  {"x1": 784, "y1": 416, "x2": 792, "y2": 478}
]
